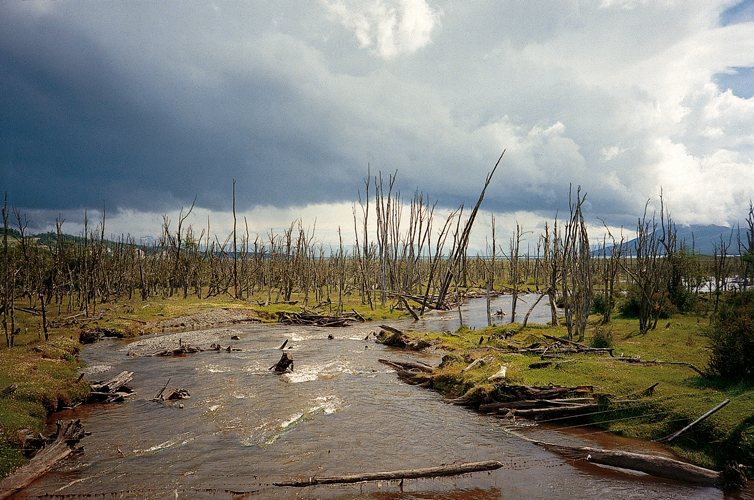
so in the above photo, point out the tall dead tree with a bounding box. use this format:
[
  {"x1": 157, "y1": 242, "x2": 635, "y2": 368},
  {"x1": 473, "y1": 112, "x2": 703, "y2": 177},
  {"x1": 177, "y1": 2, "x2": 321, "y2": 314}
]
[
  {"x1": 561, "y1": 187, "x2": 592, "y2": 341},
  {"x1": 435, "y1": 150, "x2": 504, "y2": 309},
  {"x1": 621, "y1": 196, "x2": 676, "y2": 335}
]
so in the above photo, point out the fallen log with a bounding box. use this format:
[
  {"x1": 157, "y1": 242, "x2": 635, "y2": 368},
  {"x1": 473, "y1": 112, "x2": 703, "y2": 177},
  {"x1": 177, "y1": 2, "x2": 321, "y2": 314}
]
[
  {"x1": 273, "y1": 460, "x2": 504, "y2": 487},
  {"x1": 541, "y1": 334, "x2": 614, "y2": 356},
  {"x1": 508, "y1": 431, "x2": 746, "y2": 489},
  {"x1": 492, "y1": 383, "x2": 593, "y2": 401},
  {"x1": 502, "y1": 403, "x2": 600, "y2": 421},
  {"x1": 463, "y1": 356, "x2": 493, "y2": 372},
  {"x1": 154, "y1": 344, "x2": 203, "y2": 356},
  {"x1": 658, "y1": 399, "x2": 731, "y2": 443},
  {"x1": 0, "y1": 420, "x2": 86, "y2": 500},
  {"x1": 0, "y1": 384, "x2": 17, "y2": 398},
  {"x1": 88, "y1": 371, "x2": 134, "y2": 404},
  {"x1": 378, "y1": 359, "x2": 434, "y2": 373},
  {"x1": 90, "y1": 371, "x2": 133, "y2": 394},
  {"x1": 279, "y1": 311, "x2": 354, "y2": 327}
]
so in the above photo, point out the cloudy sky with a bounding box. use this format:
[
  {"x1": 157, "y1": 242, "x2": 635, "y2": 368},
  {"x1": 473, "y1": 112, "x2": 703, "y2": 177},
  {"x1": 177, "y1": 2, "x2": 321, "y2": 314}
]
[{"x1": 2, "y1": 0, "x2": 754, "y2": 251}]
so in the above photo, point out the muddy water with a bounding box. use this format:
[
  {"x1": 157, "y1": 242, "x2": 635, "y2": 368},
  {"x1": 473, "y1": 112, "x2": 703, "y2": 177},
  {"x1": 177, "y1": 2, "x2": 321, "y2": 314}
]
[{"x1": 16, "y1": 296, "x2": 752, "y2": 499}]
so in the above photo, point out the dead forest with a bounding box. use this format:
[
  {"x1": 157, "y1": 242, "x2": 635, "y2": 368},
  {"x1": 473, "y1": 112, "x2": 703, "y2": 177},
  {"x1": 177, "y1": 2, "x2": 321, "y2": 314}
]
[{"x1": 2, "y1": 167, "x2": 753, "y2": 348}]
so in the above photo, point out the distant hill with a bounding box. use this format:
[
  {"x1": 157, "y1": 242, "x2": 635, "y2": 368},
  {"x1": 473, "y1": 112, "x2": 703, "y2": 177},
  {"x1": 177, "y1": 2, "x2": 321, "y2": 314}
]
[{"x1": 599, "y1": 224, "x2": 745, "y2": 256}]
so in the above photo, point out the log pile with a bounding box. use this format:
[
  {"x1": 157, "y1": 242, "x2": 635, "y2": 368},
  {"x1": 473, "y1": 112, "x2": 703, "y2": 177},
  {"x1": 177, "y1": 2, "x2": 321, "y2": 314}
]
[
  {"x1": 0, "y1": 420, "x2": 87, "y2": 500},
  {"x1": 278, "y1": 311, "x2": 355, "y2": 327},
  {"x1": 87, "y1": 371, "x2": 134, "y2": 403}
]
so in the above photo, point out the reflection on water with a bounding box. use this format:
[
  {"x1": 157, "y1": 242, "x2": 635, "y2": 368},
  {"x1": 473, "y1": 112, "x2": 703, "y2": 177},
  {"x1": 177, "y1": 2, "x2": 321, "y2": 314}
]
[{"x1": 15, "y1": 297, "x2": 750, "y2": 499}]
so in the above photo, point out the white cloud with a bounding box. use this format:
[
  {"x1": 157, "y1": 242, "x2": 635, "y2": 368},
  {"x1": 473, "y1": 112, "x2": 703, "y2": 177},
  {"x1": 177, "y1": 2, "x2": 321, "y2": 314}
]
[{"x1": 323, "y1": 0, "x2": 442, "y2": 59}]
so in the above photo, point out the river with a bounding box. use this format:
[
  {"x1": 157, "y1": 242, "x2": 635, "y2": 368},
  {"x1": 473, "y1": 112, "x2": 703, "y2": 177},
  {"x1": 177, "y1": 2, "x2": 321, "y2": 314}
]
[{"x1": 14, "y1": 295, "x2": 753, "y2": 499}]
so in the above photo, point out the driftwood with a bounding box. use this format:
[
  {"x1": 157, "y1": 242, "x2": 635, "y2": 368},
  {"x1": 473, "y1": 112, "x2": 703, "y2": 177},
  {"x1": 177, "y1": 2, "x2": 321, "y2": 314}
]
[
  {"x1": 378, "y1": 359, "x2": 433, "y2": 373},
  {"x1": 492, "y1": 383, "x2": 593, "y2": 402},
  {"x1": 480, "y1": 397, "x2": 598, "y2": 412},
  {"x1": 378, "y1": 359, "x2": 434, "y2": 386},
  {"x1": 155, "y1": 344, "x2": 202, "y2": 356},
  {"x1": 88, "y1": 371, "x2": 134, "y2": 403},
  {"x1": 509, "y1": 431, "x2": 746, "y2": 489},
  {"x1": 279, "y1": 311, "x2": 354, "y2": 327},
  {"x1": 271, "y1": 352, "x2": 294, "y2": 372},
  {"x1": 658, "y1": 399, "x2": 731, "y2": 443},
  {"x1": 463, "y1": 356, "x2": 493, "y2": 372},
  {"x1": 273, "y1": 460, "x2": 504, "y2": 487},
  {"x1": 542, "y1": 334, "x2": 614, "y2": 356},
  {"x1": 209, "y1": 343, "x2": 242, "y2": 352},
  {"x1": 0, "y1": 384, "x2": 17, "y2": 398},
  {"x1": 501, "y1": 403, "x2": 600, "y2": 421},
  {"x1": 0, "y1": 420, "x2": 86, "y2": 500}
]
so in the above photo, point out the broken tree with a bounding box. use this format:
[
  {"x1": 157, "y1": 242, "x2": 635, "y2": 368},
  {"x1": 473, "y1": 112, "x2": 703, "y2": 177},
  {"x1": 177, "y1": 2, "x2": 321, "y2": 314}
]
[{"x1": 0, "y1": 420, "x2": 86, "y2": 500}]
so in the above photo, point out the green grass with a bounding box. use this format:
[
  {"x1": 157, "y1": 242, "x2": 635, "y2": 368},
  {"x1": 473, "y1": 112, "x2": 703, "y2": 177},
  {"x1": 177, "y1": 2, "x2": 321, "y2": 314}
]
[{"x1": 387, "y1": 313, "x2": 754, "y2": 471}]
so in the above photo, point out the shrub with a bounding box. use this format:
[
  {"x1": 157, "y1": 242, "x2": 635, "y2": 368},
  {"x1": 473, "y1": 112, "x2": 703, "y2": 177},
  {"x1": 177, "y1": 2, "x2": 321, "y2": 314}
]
[
  {"x1": 591, "y1": 293, "x2": 613, "y2": 316},
  {"x1": 705, "y1": 290, "x2": 754, "y2": 381},
  {"x1": 618, "y1": 287, "x2": 642, "y2": 318},
  {"x1": 591, "y1": 324, "x2": 613, "y2": 348}
]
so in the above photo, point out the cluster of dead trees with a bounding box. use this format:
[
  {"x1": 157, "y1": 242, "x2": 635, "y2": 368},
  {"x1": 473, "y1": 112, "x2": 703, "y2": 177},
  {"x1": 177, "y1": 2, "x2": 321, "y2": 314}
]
[{"x1": 3, "y1": 179, "x2": 754, "y2": 349}]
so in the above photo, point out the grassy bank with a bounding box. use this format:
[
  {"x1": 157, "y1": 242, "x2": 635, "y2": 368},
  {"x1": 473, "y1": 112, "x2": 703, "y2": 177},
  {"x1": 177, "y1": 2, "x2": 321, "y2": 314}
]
[{"x1": 381, "y1": 313, "x2": 753, "y2": 472}]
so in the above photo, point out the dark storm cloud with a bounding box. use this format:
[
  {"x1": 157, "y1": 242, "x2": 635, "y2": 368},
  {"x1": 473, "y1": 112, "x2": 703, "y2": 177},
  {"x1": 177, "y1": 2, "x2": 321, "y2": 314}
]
[{"x1": 1, "y1": 0, "x2": 753, "y2": 240}]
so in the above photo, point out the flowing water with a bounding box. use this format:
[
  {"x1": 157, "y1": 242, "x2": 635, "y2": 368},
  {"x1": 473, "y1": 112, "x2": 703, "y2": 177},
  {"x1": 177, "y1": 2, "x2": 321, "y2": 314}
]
[{"x1": 15, "y1": 295, "x2": 753, "y2": 499}]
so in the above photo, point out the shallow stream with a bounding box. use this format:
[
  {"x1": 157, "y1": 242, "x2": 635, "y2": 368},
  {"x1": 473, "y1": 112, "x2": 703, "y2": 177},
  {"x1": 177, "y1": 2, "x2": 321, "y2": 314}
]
[{"x1": 15, "y1": 295, "x2": 752, "y2": 499}]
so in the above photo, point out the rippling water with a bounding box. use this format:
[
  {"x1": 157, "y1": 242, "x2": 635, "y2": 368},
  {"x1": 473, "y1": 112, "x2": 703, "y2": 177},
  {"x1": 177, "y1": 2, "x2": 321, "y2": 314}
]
[{"x1": 15, "y1": 295, "x2": 751, "y2": 499}]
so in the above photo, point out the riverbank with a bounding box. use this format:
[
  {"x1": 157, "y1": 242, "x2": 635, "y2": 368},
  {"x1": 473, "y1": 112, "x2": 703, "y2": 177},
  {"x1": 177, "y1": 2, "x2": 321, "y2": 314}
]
[
  {"x1": 378, "y1": 315, "x2": 754, "y2": 474},
  {"x1": 0, "y1": 294, "x2": 404, "y2": 478},
  {"x1": 1, "y1": 294, "x2": 751, "y2": 484}
]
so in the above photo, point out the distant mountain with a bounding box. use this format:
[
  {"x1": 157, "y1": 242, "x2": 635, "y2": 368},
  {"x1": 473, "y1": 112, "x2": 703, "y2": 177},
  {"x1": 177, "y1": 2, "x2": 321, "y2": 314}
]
[{"x1": 598, "y1": 224, "x2": 745, "y2": 256}]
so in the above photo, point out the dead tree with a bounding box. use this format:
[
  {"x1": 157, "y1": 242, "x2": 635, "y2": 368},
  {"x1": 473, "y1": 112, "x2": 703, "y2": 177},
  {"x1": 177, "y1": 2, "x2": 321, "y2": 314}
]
[
  {"x1": 561, "y1": 187, "x2": 592, "y2": 341},
  {"x1": 621, "y1": 196, "x2": 677, "y2": 335},
  {"x1": 436, "y1": 150, "x2": 504, "y2": 309}
]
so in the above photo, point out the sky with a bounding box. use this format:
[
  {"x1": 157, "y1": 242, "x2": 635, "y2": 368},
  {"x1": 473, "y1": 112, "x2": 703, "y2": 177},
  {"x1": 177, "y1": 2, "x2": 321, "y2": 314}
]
[{"x1": 2, "y1": 0, "x2": 754, "y2": 253}]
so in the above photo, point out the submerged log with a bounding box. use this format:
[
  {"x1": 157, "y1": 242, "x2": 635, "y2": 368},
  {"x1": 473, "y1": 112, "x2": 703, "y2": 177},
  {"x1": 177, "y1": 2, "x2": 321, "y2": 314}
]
[
  {"x1": 0, "y1": 420, "x2": 86, "y2": 500},
  {"x1": 510, "y1": 431, "x2": 745, "y2": 489},
  {"x1": 273, "y1": 460, "x2": 504, "y2": 487}
]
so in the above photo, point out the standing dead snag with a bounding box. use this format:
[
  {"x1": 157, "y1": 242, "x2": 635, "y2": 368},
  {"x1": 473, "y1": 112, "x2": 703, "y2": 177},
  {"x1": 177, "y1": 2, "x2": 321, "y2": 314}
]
[{"x1": 271, "y1": 352, "x2": 294, "y2": 372}]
